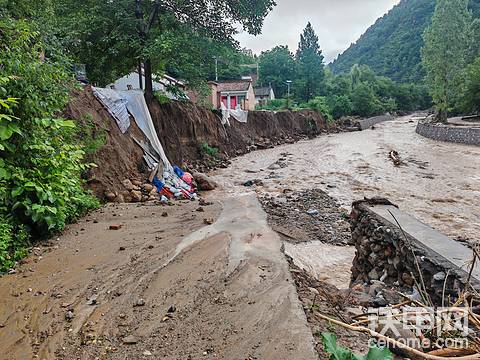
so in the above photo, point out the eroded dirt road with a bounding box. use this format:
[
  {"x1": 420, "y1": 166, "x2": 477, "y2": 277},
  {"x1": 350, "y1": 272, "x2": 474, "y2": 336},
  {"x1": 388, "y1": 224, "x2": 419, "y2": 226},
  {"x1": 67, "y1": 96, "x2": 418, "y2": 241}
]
[{"x1": 0, "y1": 195, "x2": 316, "y2": 360}]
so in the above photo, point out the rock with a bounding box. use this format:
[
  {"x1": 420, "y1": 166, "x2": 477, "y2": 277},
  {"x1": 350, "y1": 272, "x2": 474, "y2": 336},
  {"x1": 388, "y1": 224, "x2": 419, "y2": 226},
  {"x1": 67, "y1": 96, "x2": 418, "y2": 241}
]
[
  {"x1": 401, "y1": 272, "x2": 415, "y2": 287},
  {"x1": 109, "y1": 224, "x2": 122, "y2": 230},
  {"x1": 143, "y1": 350, "x2": 152, "y2": 356},
  {"x1": 131, "y1": 190, "x2": 142, "y2": 203},
  {"x1": 307, "y1": 209, "x2": 319, "y2": 216},
  {"x1": 122, "y1": 335, "x2": 138, "y2": 345},
  {"x1": 196, "y1": 207, "x2": 204, "y2": 212},
  {"x1": 308, "y1": 287, "x2": 319, "y2": 296},
  {"x1": 368, "y1": 268, "x2": 380, "y2": 281},
  {"x1": 167, "y1": 305, "x2": 176, "y2": 313},
  {"x1": 192, "y1": 172, "x2": 217, "y2": 191},
  {"x1": 203, "y1": 218, "x2": 214, "y2": 225},
  {"x1": 161, "y1": 212, "x2": 168, "y2": 217},
  {"x1": 105, "y1": 192, "x2": 116, "y2": 202},
  {"x1": 142, "y1": 184, "x2": 154, "y2": 192},
  {"x1": 86, "y1": 295, "x2": 98, "y2": 306},
  {"x1": 134, "y1": 298, "x2": 146, "y2": 307},
  {"x1": 119, "y1": 246, "x2": 126, "y2": 251},
  {"x1": 199, "y1": 199, "x2": 213, "y2": 206},
  {"x1": 115, "y1": 194, "x2": 125, "y2": 203},
  {"x1": 65, "y1": 310, "x2": 75, "y2": 321},
  {"x1": 268, "y1": 163, "x2": 281, "y2": 170},
  {"x1": 132, "y1": 180, "x2": 142, "y2": 187},
  {"x1": 122, "y1": 179, "x2": 135, "y2": 191},
  {"x1": 433, "y1": 271, "x2": 446, "y2": 281}
]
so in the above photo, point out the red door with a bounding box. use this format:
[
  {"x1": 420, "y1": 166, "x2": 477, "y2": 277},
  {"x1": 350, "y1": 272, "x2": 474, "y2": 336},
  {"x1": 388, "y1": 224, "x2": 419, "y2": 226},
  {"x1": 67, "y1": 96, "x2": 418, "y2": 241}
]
[{"x1": 230, "y1": 96, "x2": 237, "y2": 109}]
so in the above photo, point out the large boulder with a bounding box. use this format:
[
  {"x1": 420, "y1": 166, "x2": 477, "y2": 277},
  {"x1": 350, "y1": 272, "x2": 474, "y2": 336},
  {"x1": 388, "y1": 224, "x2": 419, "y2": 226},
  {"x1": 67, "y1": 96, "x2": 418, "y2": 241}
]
[{"x1": 192, "y1": 172, "x2": 217, "y2": 191}]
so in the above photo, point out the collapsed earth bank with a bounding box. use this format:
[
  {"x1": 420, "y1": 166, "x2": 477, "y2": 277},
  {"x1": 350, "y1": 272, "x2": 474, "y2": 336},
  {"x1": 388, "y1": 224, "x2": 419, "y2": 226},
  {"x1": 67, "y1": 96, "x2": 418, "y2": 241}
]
[{"x1": 68, "y1": 86, "x2": 328, "y2": 201}]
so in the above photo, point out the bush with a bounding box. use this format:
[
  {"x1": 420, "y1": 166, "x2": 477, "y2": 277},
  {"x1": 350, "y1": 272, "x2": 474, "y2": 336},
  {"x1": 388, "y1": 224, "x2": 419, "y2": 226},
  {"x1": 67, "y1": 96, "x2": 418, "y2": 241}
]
[
  {"x1": 461, "y1": 57, "x2": 480, "y2": 114},
  {"x1": 256, "y1": 98, "x2": 288, "y2": 111},
  {"x1": 0, "y1": 18, "x2": 99, "y2": 270},
  {"x1": 300, "y1": 96, "x2": 333, "y2": 121},
  {"x1": 200, "y1": 142, "x2": 219, "y2": 157}
]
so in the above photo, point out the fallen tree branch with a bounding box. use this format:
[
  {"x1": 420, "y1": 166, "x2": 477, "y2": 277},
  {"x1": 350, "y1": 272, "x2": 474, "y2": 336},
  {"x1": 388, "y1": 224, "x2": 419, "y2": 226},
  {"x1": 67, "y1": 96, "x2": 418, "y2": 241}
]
[{"x1": 316, "y1": 312, "x2": 480, "y2": 360}]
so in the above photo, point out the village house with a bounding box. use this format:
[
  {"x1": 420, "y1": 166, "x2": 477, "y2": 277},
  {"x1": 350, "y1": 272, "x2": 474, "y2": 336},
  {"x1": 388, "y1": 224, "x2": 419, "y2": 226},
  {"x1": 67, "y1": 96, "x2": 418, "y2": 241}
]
[
  {"x1": 254, "y1": 86, "x2": 275, "y2": 106},
  {"x1": 208, "y1": 80, "x2": 256, "y2": 111}
]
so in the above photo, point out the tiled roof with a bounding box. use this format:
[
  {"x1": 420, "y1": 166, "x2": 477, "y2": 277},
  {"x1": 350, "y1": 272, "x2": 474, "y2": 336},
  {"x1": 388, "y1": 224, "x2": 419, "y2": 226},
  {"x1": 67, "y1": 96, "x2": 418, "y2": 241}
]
[
  {"x1": 254, "y1": 87, "x2": 272, "y2": 96},
  {"x1": 216, "y1": 80, "x2": 251, "y2": 92}
]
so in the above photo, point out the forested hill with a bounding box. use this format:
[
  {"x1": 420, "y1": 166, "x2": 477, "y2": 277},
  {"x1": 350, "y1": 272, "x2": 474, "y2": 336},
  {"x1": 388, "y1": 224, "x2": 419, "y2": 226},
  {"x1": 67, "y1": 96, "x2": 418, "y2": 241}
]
[{"x1": 330, "y1": 0, "x2": 480, "y2": 83}]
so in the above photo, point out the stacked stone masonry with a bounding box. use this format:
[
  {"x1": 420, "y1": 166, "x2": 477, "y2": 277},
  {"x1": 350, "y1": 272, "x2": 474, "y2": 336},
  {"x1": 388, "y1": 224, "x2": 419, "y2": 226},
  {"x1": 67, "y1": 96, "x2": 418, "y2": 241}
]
[{"x1": 350, "y1": 200, "x2": 479, "y2": 305}]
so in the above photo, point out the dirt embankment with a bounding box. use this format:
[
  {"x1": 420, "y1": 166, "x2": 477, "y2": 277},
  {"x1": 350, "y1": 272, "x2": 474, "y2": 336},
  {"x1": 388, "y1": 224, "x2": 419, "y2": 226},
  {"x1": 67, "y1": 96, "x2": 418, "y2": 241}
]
[
  {"x1": 148, "y1": 100, "x2": 327, "y2": 167},
  {"x1": 66, "y1": 87, "x2": 149, "y2": 199},
  {"x1": 67, "y1": 87, "x2": 327, "y2": 201}
]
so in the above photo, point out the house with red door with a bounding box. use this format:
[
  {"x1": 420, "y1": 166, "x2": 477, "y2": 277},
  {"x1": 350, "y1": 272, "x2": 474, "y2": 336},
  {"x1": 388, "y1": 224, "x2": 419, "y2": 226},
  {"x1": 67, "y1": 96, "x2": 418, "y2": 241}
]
[{"x1": 208, "y1": 80, "x2": 256, "y2": 111}]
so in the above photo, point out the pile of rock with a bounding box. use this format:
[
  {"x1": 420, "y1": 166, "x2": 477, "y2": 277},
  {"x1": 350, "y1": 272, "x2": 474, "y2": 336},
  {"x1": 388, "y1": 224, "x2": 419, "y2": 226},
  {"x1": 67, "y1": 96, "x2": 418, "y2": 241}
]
[{"x1": 104, "y1": 179, "x2": 159, "y2": 203}]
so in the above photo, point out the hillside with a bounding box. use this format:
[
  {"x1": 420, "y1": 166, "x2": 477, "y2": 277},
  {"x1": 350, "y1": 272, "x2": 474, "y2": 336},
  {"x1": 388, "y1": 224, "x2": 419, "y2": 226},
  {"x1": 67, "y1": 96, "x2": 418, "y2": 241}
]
[{"x1": 330, "y1": 0, "x2": 480, "y2": 82}]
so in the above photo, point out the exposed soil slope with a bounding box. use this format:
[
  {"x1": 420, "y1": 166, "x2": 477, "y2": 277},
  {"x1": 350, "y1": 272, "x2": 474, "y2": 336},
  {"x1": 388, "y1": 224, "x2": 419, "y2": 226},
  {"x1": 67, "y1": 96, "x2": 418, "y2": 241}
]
[
  {"x1": 66, "y1": 86, "x2": 148, "y2": 199},
  {"x1": 148, "y1": 99, "x2": 327, "y2": 167}
]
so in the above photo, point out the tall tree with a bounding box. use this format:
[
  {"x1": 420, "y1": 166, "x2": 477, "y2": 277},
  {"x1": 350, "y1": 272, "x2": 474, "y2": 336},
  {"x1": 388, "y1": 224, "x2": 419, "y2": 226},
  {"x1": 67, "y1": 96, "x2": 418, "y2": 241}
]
[
  {"x1": 54, "y1": 0, "x2": 275, "y2": 100},
  {"x1": 258, "y1": 45, "x2": 296, "y2": 97},
  {"x1": 295, "y1": 22, "x2": 325, "y2": 101},
  {"x1": 422, "y1": 0, "x2": 472, "y2": 121}
]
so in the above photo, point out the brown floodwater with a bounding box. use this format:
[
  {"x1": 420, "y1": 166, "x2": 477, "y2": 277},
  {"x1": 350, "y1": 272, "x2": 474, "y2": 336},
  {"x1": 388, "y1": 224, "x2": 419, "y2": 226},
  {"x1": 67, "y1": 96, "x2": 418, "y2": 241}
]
[{"x1": 217, "y1": 115, "x2": 480, "y2": 242}]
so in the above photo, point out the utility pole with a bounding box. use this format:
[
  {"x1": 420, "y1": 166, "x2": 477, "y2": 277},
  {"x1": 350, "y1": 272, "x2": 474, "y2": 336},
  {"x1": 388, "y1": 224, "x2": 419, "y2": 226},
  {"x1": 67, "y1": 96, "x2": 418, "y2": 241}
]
[{"x1": 286, "y1": 80, "x2": 292, "y2": 109}]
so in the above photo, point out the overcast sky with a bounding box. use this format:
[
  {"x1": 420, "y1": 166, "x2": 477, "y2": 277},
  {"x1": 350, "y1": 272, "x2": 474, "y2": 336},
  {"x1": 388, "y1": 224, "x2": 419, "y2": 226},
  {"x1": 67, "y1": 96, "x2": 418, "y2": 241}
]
[{"x1": 235, "y1": 0, "x2": 401, "y2": 63}]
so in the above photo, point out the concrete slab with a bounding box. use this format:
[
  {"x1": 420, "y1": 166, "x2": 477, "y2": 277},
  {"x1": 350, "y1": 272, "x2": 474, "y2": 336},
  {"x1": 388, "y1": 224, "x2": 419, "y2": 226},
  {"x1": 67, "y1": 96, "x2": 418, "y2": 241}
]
[{"x1": 368, "y1": 204, "x2": 480, "y2": 281}]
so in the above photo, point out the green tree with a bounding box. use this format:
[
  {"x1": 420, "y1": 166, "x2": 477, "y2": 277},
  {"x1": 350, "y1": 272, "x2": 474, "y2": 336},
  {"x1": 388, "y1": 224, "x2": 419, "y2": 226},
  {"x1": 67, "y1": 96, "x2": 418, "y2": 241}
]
[
  {"x1": 351, "y1": 83, "x2": 382, "y2": 117},
  {"x1": 422, "y1": 0, "x2": 472, "y2": 121},
  {"x1": 53, "y1": 0, "x2": 275, "y2": 100},
  {"x1": 295, "y1": 22, "x2": 325, "y2": 101},
  {"x1": 461, "y1": 57, "x2": 480, "y2": 113},
  {"x1": 258, "y1": 45, "x2": 296, "y2": 97}
]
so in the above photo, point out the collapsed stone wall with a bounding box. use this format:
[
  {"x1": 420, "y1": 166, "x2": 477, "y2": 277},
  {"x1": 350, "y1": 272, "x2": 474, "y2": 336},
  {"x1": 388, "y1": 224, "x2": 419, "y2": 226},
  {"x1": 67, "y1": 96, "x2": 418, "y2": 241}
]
[{"x1": 350, "y1": 200, "x2": 479, "y2": 304}]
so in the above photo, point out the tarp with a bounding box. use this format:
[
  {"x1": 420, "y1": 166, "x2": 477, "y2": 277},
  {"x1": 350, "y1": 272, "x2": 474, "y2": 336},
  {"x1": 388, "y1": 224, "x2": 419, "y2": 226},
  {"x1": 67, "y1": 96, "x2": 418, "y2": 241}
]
[
  {"x1": 220, "y1": 103, "x2": 248, "y2": 125},
  {"x1": 92, "y1": 87, "x2": 130, "y2": 133},
  {"x1": 119, "y1": 90, "x2": 172, "y2": 173}
]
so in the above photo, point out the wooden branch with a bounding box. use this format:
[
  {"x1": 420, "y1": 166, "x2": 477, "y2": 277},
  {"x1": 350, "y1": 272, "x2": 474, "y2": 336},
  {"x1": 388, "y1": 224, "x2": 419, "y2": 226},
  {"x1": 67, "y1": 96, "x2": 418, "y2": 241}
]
[{"x1": 316, "y1": 312, "x2": 480, "y2": 360}]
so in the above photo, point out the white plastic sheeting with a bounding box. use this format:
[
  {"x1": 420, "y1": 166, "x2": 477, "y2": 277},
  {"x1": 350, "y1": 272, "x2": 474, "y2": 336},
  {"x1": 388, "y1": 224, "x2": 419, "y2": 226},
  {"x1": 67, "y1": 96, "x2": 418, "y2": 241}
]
[
  {"x1": 220, "y1": 103, "x2": 248, "y2": 126},
  {"x1": 92, "y1": 87, "x2": 130, "y2": 133},
  {"x1": 119, "y1": 90, "x2": 172, "y2": 172}
]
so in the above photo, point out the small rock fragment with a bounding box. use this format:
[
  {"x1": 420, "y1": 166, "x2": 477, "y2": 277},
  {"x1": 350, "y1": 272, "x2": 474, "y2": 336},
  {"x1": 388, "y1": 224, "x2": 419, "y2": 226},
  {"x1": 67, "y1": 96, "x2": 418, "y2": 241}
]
[
  {"x1": 122, "y1": 335, "x2": 138, "y2": 345},
  {"x1": 109, "y1": 224, "x2": 122, "y2": 230}
]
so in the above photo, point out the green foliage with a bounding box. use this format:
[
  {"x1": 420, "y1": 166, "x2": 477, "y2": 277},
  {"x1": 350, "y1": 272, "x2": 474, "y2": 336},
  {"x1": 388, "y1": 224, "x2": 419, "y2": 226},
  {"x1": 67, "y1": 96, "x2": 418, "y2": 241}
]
[
  {"x1": 462, "y1": 57, "x2": 480, "y2": 113},
  {"x1": 0, "y1": 18, "x2": 99, "y2": 270},
  {"x1": 52, "y1": 0, "x2": 274, "y2": 87},
  {"x1": 422, "y1": 0, "x2": 473, "y2": 121},
  {"x1": 321, "y1": 333, "x2": 393, "y2": 360},
  {"x1": 258, "y1": 46, "x2": 296, "y2": 98},
  {"x1": 300, "y1": 97, "x2": 333, "y2": 121},
  {"x1": 256, "y1": 99, "x2": 288, "y2": 111},
  {"x1": 331, "y1": 0, "x2": 480, "y2": 83},
  {"x1": 295, "y1": 23, "x2": 325, "y2": 101},
  {"x1": 200, "y1": 142, "x2": 219, "y2": 157}
]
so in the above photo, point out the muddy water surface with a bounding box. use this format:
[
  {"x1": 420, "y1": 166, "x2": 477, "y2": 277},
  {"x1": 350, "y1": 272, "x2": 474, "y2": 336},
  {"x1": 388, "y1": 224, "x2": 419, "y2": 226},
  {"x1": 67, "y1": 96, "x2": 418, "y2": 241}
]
[{"x1": 218, "y1": 115, "x2": 480, "y2": 241}]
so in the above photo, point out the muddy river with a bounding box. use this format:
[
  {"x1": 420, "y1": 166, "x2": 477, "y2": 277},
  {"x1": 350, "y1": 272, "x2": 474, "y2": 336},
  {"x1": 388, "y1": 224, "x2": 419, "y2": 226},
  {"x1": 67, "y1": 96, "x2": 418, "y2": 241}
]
[{"x1": 218, "y1": 115, "x2": 480, "y2": 242}]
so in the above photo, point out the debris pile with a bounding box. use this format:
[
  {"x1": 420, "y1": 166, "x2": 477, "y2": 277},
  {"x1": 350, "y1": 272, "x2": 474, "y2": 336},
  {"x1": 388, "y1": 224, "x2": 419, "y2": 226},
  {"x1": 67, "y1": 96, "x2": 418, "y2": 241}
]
[{"x1": 260, "y1": 188, "x2": 351, "y2": 245}]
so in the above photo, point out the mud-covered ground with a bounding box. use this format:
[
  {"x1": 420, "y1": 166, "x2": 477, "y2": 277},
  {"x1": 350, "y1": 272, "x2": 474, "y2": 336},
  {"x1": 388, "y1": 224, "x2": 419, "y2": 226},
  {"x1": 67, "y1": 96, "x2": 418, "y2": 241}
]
[{"x1": 1, "y1": 114, "x2": 477, "y2": 360}]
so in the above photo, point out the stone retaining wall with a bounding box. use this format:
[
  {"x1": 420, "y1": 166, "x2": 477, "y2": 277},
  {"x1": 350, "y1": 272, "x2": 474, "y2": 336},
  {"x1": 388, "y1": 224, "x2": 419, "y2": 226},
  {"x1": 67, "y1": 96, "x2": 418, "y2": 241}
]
[
  {"x1": 416, "y1": 120, "x2": 480, "y2": 146},
  {"x1": 357, "y1": 114, "x2": 395, "y2": 130},
  {"x1": 350, "y1": 200, "x2": 479, "y2": 304}
]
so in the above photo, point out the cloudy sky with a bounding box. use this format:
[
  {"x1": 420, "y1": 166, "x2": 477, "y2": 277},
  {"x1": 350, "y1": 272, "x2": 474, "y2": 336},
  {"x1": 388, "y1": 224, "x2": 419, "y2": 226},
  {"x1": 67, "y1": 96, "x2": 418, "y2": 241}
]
[{"x1": 236, "y1": 0, "x2": 401, "y2": 63}]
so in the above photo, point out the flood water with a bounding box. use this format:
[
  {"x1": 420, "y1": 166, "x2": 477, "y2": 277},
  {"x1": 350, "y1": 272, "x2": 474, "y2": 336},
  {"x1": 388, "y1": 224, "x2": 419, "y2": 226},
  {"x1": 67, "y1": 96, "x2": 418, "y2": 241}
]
[{"x1": 219, "y1": 115, "x2": 480, "y2": 242}]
